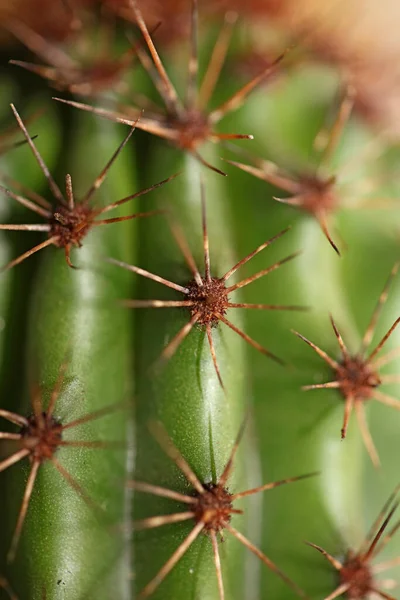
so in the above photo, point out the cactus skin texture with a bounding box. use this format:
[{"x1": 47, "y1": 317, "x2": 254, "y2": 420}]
[{"x1": 0, "y1": 1, "x2": 400, "y2": 600}]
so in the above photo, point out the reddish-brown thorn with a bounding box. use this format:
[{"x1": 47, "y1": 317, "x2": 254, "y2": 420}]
[
  {"x1": 218, "y1": 314, "x2": 285, "y2": 365},
  {"x1": 293, "y1": 311, "x2": 400, "y2": 466},
  {"x1": 302, "y1": 381, "x2": 341, "y2": 391},
  {"x1": 210, "y1": 530, "x2": 224, "y2": 600},
  {"x1": 340, "y1": 394, "x2": 354, "y2": 439},
  {"x1": 225, "y1": 158, "x2": 300, "y2": 194},
  {"x1": 213, "y1": 132, "x2": 253, "y2": 142},
  {"x1": 10, "y1": 104, "x2": 65, "y2": 205},
  {"x1": 225, "y1": 251, "x2": 300, "y2": 294},
  {"x1": 107, "y1": 257, "x2": 189, "y2": 294},
  {"x1": 200, "y1": 178, "x2": 211, "y2": 282},
  {"x1": 0, "y1": 409, "x2": 28, "y2": 428},
  {"x1": 110, "y1": 189, "x2": 300, "y2": 385},
  {"x1": 308, "y1": 485, "x2": 400, "y2": 599},
  {"x1": 133, "y1": 419, "x2": 311, "y2": 598},
  {"x1": 374, "y1": 519, "x2": 400, "y2": 564},
  {"x1": 134, "y1": 512, "x2": 196, "y2": 532},
  {"x1": 0, "y1": 108, "x2": 169, "y2": 270},
  {"x1": 364, "y1": 501, "x2": 400, "y2": 561},
  {"x1": 225, "y1": 85, "x2": 357, "y2": 256},
  {"x1": 372, "y1": 556, "x2": 400, "y2": 573},
  {"x1": 372, "y1": 591, "x2": 397, "y2": 600},
  {"x1": 370, "y1": 389, "x2": 400, "y2": 410},
  {"x1": 148, "y1": 420, "x2": 205, "y2": 495},
  {"x1": 62, "y1": 400, "x2": 128, "y2": 431},
  {"x1": 218, "y1": 415, "x2": 248, "y2": 487},
  {"x1": 227, "y1": 524, "x2": 308, "y2": 598},
  {"x1": 227, "y1": 302, "x2": 307, "y2": 310},
  {"x1": 329, "y1": 315, "x2": 349, "y2": 358},
  {"x1": 198, "y1": 11, "x2": 238, "y2": 110},
  {"x1": 0, "y1": 104, "x2": 42, "y2": 155},
  {"x1": 372, "y1": 346, "x2": 400, "y2": 369},
  {"x1": 292, "y1": 330, "x2": 339, "y2": 370},
  {"x1": 0, "y1": 361, "x2": 124, "y2": 561},
  {"x1": 208, "y1": 47, "x2": 290, "y2": 124},
  {"x1": 167, "y1": 217, "x2": 202, "y2": 287},
  {"x1": 82, "y1": 122, "x2": 139, "y2": 205},
  {"x1": 121, "y1": 299, "x2": 195, "y2": 309},
  {"x1": 379, "y1": 374, "x2": 400, "y2": 384},
  {"x1": 0, "y1": 237, "x2": 58, "y2": 273},
  {"x1": 0, "y1": 432, "x2": 23, "y2": 441},
  {"x1": 305, "y1": 542, "x2": 342, "y2": 570},
  {"x1": 157, "y1": 312, "x2": 201, "y2": 362},
  {"x1": 361, "y1": 484, "x2": 400, "y2": 554},
  {"x1": 128, "y1": 481, "x2": 197, "y2": 505},
  {"x1": 205, "y1": 324, "x2": 225, "y2": 392},
  {"x1": 316, "y1": 211, "x2": 340, "y2": 255},
  {"x1": 53, "y1": 96, "x2": 231, "y2": 175},
  {"x1": 316, "y1": 83, "x2": 355, "y2": 171},
  {"x1": 0, "y1": 133, "x2": 38, "y2": 156},
  {"x1": 53, "y1": 97, "x2": 137, "y2": 126},
  {"x1": 9, "y1": 61, "x2": 62, "y2": 86},
  {"x1": 232, "y1": 471, "x2": 319, "y2": 501},
  {"x1": 93, "y1": 208, "x2": 164, "y2": 226},
  {"x1": 53, "y1": 4, "x2": 288, "y2": 175},
  {"x1": 138, "y1": 522, "x2": 205, "y2": 598},
  {"x1": 222, "y1": 227, "x2": 290, "y2": 282},
  {"x1": 129, "y1": 0, "x2": 182, "y2": 117},
  {"x1": 0, "y1": 174, "x2": 51, "y2": 209},
  {"x1": 324, "y1": 583, "x2": 351, "y2": 600},
  {"x1": 186, "y1": 0, "x2": 198, "y2": 111},
  {"x1": 193, "y1": 149, "x2": 228, "y2": 176},
  {"x1": 0, "y1": 574, "x2": 17, "y2": 600},
  {"x1": 0, "y1": 449, "x2": 31, "y2": 473},
  {"x1": 8, "y1": 4, "x2": 139, "y2": 96},
  {"x1": 0, "y1": 184, "x2": 51, "y2": 219},
  {"x1": 361, "y1": 262, "x2": 400, "y2": 356},
  {"x1": 368, "y1": 317, "x2": 400, "y2": 365},
  {"x1": 95, "y1": 172, "x2": 179, "y2": 215},
  {"x1": 7, "y1": 461, "x2": 40, "y2": 562},
  {"x1": 7, "y1": 18, "x2": 77, "y2": 70}
]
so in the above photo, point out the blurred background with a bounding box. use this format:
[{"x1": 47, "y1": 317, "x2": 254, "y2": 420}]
[{"x1": 2, "y1": 0, "x2": 400, "y2": 135}]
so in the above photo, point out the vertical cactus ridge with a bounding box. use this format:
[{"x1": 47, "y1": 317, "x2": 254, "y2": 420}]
[
  {"x1": 132, "y1": 148, "x2": 251, "y2": 599},
  {"x1": 0, "y1": 112, "x2": 137, "y2": 600}
]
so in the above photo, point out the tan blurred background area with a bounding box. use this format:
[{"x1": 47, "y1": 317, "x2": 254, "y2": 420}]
[{"x1": 2, "y1": 0, "x2": 400, "y2": 136}]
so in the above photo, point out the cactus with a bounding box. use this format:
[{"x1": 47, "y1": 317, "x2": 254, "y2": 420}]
[{"x1": 0, "y1": 1, "x2": 400, "y2": 599}]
